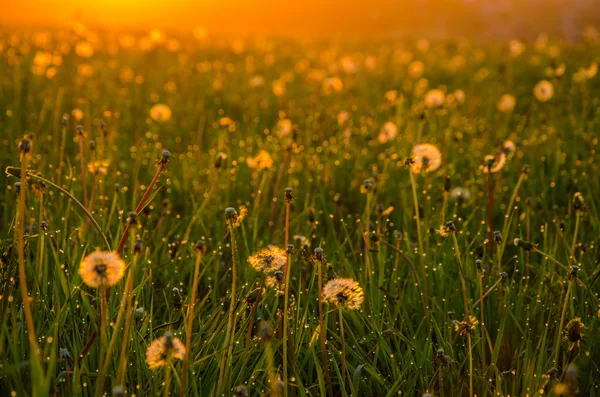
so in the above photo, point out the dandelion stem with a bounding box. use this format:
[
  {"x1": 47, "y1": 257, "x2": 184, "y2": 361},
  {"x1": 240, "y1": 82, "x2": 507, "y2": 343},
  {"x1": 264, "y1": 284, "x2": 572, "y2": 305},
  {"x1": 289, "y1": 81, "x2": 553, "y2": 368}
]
[
  {"x1": 451, "y1": 233, "x2": 470, "y2": 317},
  {"x1": 468, "y1": 333, "x2": 474, "y2": 397},
  {"x1": 282, "y1": 199, "x2": 292, "y2": 397},
  {"x1": 218, "y1": 221, "x2": 238, "y2": 396},
  {"x1": 487, "y1": 171, "x2": 494, "y2": 260},
  {"x1": 163, "y1": 362, "x2": 172, "y2": 397},
  {"x1": 180, "y1": 249, "x2": 203, "y2": 397},
  {"x1": 409, "y1": 171, "x2": 427, "y2": 296},
  {"x1": 570, "y1": 211, "x2": 580, "y2": 262},
  {"x1": 95, "y1": 238, "x2": 139, "y2": 397},
  {"x1": 554, "y1": 279, "x2": 572, "y2": 367},
  {"x1": 338, "y1": 307, "x2": 347, "y2": 389},
  {"x1": 317, "y1": 257, "x2": 334, "y2": 397},
  {"x1": 17, "y1": 151, "x2": 43, "y2": 394},
  {"x1": 78, "y1": 133, "x2": 89, "y2": 210},
  {"x1": 116, "y1": 162, "x2": 165, "y2": 254}
]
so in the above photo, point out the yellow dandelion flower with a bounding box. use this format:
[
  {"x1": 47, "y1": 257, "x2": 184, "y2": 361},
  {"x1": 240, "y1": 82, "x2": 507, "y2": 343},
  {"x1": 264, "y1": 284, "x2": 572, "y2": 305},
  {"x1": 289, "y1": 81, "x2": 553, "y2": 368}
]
[
  {"x1": 337, "y1": 111, "x2": 350, "y2": 126},
  {"x1": 88, "y1": 160, "x2": 110, "y2": 176},
  {"x1": 503, "y1": 140, "x2": 516, "y2": 155},
  {"x1": 72, "y1": 108, "x2": 84, "y2": 122},
  {"x1": 455, "y1": 316, "x2": 478, "y2": 337},
  {"x1": 408, "y1": 60, "x2": 424, "y2": 78},
  {"x1": 322, "y1": 278, "x2": 364, "y2": 310},
  {"x1": 78, "y1": 251, "x2": 126, "y2": 288},
  {"x1": 497, "y1": 94, "x2": 516, "y2": 113},
  {"x1": 225, "y1": 206, "x2": 247, "y2": 228},
  {"x1": 277, "y1": 119, "x2": 293, "y2": 139},
  {"x1": 378, "y1": 121, "x2": 398, "y2": 144},
  {"x1": 145, "y1": 332, "x2": 186, "y2": 369},
  {"x1": 75, "y1": 41, "x2": 94, "y2": 58},
  {"x1": 424, "y1": 89, "x2": 445, "y2": 108},
  {"x1": 410, "y1": 144, "x2": 442, "y2": 173},
  {"x1": 509, "y1": 39, "x2": 525, "y2": 57},
  {"x1": 322, "y1": 76, "x2": 343, "y2": 94},
  {"x1": 481, "y1": 153, "x2": 506, "y2": 174},
  {"x1": 249, "y1": 75, "x2": 265, "y2": 88},
  {"x1": 272, "y1": 80, "x2": 286, "y2": 97},
  {"x1": 533, "y1": 80, "x2": 554, "y2": 102},
  {"x1": 248, "y1": 246, "x2": 287, "y2": 274},
  {"x1": 384, "y1": 90, "x2": 399, "y2": 104},
  {"x1": 247, "y1": 150, "x2": 273, "y2": 170},
  {"x1": 149, "y1": 104, "x2": 172, "y2": 122},
  {"x1": 77, "y1": 63, "x2": 94, "y2": 78}
]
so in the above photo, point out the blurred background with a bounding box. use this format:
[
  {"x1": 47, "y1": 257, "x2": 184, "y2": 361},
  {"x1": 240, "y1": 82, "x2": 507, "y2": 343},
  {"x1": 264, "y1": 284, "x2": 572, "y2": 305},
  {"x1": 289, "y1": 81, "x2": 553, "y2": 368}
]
[{"x1": 2, "y1": 0, "x2": 600, "y2": 39}]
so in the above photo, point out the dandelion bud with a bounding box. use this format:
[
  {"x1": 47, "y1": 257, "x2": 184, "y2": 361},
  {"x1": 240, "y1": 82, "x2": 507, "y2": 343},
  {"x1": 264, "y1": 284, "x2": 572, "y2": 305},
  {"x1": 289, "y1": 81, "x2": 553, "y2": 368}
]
[
  {"x1": 163, "y1": 332, "x2": 174, "y2": 350},
  {"x1": 393, "y1": 230, "x2": 403, "y2": 240},
  {"x1": 284, "y1": 187, "x2": 293, "y2": 203},
  {"x1": 127, "y1": 211, "x2": 138, "y2": 226},
  {"x1": 447, "y1": 311, "x2": 454, "y2": 319},
  {"x1": 513, "y1": 238, "x2": 536, "y2": 251},
  {"x1": 445, "y1": 221, "x2": 457, "y2": 232},
  {"x1": 172, "y1": 288, "x2": 183, "y2": 311},
  {"x1": 493, "y1": 230, "x2": 502, "y2": 243},
  {"x1": 522, "y1": 164, "x2": 530, "y2": 174},
  {"x1": 526, "y1": 197, "x2": 532, "y2": 206},
  {"x1": 89, "y1": 140, "x2": 96, "y2": 151},
  {"x1": 19, "y1": 137, "x2": 31, "y2": 154},
  {"x1": 195, "y1": 241, "x2": 206, "y2": 253},
  {"x1": 363, "y1": 179, "x2": 373, "y2": 191},
  {"x1": 135, "y1": 307, "x2": 145, "y2": 321},
  {"x1": 573, "y1": 192, "x2": 584, "y2": 211},
  {"x1": 500, "y1": 272, "x2": 508, "y2": 279},
  {"x1": 161, "y1": 150, "x2": 171, "y2": 165},
  {"x1": 112, "y1": 386, "x2": 125, "y2": 397},
  {"x1": 134, "y1": 238, "x2": 143, "y2": 254},
  {"x1": 14, "y1": 182, "x2": 21, "y2": 195},
  {"x1": 444, "y1": 175, "x2": 451, "y2": 192},
  {"x1": 76, "y1": 125, "x2": 84, "y2": 135},
  {"x1": 225, "y1": 207, "x2": 237, "y2": 220},
  {"x1": 99, "y1": 119, "x2": 106, "y2": 130},
  {"x1": 570, "y1": 265, "x2": 580, "y2": 278},
  {"x1": 419, "y1": 112, "x2": 426, "y2": 121},
  {"x1": 404, "y1": 157, "x2": 415, "y2": 167},
  {"x1": 234, "y1": 385, "x2": 248, "y2": 397},
  {"x1": 286, "y1": 244, "x2": 293, "y2": 254},
  {"x1": 62, "y1": 114, "x2": 69, "y2": 125},
  {"x1": 274, "y1": 270, "x2": 284, "y2": 282},
  {"x1": 114, "y1": 183, "x2": 120, "y2": 192},
  {"x1": 41, "y1": 221, "x2": 48, "y2": 231},
  {"x1": 475, "y1": 259, "x2": 482, "y2": 271},
  {"x1": 314, "y1": 247, "x2": 323, "y2": 261}
]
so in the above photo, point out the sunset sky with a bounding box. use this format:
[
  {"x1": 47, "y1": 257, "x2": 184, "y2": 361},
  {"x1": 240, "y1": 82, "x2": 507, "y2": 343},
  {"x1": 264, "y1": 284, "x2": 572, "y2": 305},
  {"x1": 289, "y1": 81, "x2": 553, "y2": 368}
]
[{"x1": 2, "y1": 0, "x2": 599, "y2": 38}]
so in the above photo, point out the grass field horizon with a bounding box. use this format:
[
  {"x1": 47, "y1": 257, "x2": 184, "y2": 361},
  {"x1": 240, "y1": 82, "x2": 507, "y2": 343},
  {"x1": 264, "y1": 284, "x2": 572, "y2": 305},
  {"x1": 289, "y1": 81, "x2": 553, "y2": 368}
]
[{"x1": 1, "y1": 20, "x2": 600, "y2": 397}]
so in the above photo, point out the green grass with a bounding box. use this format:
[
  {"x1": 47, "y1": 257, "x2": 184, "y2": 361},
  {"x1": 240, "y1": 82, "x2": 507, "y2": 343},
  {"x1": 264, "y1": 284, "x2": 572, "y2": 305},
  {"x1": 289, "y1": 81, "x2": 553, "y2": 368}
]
[{"x1": 1, "y1": 28, "x2": 600, "y2": 396}]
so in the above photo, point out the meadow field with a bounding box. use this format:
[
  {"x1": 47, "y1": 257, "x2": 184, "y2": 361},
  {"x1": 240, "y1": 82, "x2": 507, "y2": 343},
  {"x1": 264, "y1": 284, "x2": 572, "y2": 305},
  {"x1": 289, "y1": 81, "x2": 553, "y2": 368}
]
[{"x1": 1, "y1": 25, "x2": 600, "y2": 396}]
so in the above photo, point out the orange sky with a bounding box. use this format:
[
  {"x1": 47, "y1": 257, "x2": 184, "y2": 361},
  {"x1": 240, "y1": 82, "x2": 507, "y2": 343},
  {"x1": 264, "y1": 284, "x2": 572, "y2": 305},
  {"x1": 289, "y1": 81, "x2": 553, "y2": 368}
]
[{"x1": 1, "y1": 0, "x2": 599, "y2": 38}]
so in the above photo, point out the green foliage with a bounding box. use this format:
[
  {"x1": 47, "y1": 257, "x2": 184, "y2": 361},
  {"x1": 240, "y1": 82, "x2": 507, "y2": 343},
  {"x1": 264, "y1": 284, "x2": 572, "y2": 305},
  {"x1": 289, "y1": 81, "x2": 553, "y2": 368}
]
[{"x1": 1, "y1": 28, "x2": 600, "y2": 396}]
